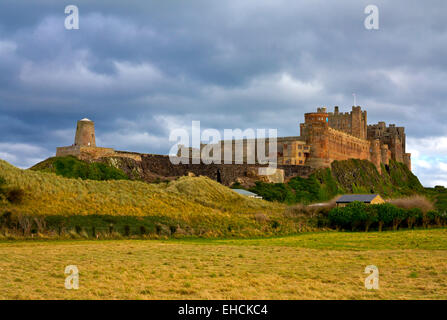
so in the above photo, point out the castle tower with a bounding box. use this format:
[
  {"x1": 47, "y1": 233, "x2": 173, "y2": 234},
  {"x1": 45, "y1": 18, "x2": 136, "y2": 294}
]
[
  {"x1": 370, "y1": 139, "x2": 381, "y2": 173},
  {"x1": 380, "y1": 144, "x2": 390, "y2": 166},
  {"x1": 404, "y1": 153, "x2": 412, "y2": 171},
  {"x1": 301, "y1": 109, "x2": 331, "y2": 168},
  {"x1": 74, "y1": 118, "x2": 96, "y2": 147},
  {"x1": 351, "y1": 106, "x2": 367, "y2": 140}
]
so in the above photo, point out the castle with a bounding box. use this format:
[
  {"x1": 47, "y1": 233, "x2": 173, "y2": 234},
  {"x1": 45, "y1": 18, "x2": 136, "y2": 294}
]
[
  {"x1": 194, "y1": 106, "x2": 411, "y2": 173},
  {"x1": 296, "y1": 106, "x2": 411, "y2": 172},
  {"x1": 56, "y1": 106, "x2": 411, "y2": 184}
]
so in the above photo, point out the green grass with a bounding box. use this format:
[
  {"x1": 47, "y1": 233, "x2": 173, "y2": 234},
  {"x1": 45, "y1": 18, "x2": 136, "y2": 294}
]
[
  {"x1": 166, "y1": 228, "x2": 447, "y2": 250},
  {"x1": 247, "y1": 159, "x2": 424, "y2": 205},
  {"x1": 30, "y1": 156, "x2": 129, "y2": 180},
  {"x1": 1, "y1": 229, "x2": 446, "y2": 299}
]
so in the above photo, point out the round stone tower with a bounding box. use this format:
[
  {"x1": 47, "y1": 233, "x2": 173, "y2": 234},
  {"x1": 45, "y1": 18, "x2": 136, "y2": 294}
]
[{"x1": 74, "y1": 118, "x2": 96, "y2": 147}]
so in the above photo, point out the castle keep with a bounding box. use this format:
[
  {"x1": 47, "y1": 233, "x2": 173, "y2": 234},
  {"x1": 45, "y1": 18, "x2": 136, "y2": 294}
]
[{"x1": 299, "y1": 106, "x2": 411, "y2": 172}]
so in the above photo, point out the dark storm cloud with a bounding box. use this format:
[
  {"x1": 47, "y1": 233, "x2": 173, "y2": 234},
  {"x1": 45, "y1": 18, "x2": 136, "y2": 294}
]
[{"x1": 0, "y1": 0, "x2": 446, "y2": 185}]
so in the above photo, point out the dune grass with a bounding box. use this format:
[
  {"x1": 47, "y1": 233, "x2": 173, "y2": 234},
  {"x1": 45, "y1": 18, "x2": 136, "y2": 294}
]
[
  {"x1": 1, "y1": 229, "x2": 446, "y2": 300},
  {"x1": 1, "y1": 159, "x2": 314, "y2": 238}
]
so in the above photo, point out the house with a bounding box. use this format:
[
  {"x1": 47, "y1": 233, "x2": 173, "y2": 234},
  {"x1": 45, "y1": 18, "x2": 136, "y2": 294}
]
[
  {"x1": 232, "y1": 189, "x2": 263, "y2": 199},
  {"x1": 335, "y1": 194, "x2": 385, "y2": 207}
]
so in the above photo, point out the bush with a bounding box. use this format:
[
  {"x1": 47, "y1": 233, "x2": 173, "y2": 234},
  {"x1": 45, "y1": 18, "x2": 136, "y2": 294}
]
[
  {"x1": 249, "y1": 182, "x2": 294, "y2": 203},
  {"x1": 124, "y1": 225, "x2": 131, "y2": 236},
  {"x1": 328, "y1": 202, "x2": 377, "y2": 231},
  {"x1": 6, "y1": 188, "x2": 25, "y2": 204},
  {"x1": 50, "y1": 156, "x2": 128, "y2": 181},
  {"x1": 406, "y1": 208, "x2": 422, "y2": 229},
  {"x1": 328, "y1": 207, "x2": 352, "y2": 231},
  {"x1": 364, "y1": 205, "x2": 378, "y2": 232},
  {"x1": 375, "y1": 203, "x2": 396, "y2": 232},
  {"x1": 347, "y1": 202, "x2": 368, "y2": 231},
  {"x1": 388, "y1": 195, "x2": 434, "y2": 213},
  {"x1": 423, "y1": 211, "x2": 438, "y2": 228}
]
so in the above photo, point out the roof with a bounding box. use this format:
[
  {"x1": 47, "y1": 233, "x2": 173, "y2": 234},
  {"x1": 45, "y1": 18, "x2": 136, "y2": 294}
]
[
  {"x1": 232, "y1": 189, "x2": 260, "y2": 197},
  {"x1": 336, "y1": 194, "x2": 380, "y2": 203},
  {"x1": 80, "y1": 118, "x2": 92, "y2": 122}
]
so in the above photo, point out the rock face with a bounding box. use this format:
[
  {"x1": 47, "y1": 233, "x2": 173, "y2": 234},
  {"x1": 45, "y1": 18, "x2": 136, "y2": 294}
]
[{"x1": 98, "y1": 154, "x2": 312, "y2": 187}]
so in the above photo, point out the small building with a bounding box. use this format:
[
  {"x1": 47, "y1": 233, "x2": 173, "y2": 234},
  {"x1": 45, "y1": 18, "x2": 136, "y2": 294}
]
[
  {"x1": 232, "y1": 189, "x2": 263, "y2": 199},
  {"x1": 335, "y1": 194, "x2": 385, "y2": 207}
]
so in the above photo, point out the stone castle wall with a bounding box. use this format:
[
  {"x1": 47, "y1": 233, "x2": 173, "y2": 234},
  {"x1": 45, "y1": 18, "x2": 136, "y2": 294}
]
[{"x1": 101, "y1": 154, "x2": 312, "y2": 186}]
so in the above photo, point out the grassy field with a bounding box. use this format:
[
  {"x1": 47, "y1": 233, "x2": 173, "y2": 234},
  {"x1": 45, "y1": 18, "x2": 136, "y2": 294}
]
[{"x1": 1, "y1": 229, "x2": 447, "y2": 300}]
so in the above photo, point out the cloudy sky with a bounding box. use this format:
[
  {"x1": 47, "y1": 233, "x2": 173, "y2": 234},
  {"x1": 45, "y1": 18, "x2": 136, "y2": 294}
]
[{"x1": 0, "y1": 0, "x2": 446, "y2": 187}]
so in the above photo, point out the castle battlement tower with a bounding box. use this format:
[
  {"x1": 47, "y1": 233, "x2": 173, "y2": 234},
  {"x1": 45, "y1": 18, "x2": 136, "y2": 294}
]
[{"x1": 74, "y1": 118, "x2": 96, "y2": 147}]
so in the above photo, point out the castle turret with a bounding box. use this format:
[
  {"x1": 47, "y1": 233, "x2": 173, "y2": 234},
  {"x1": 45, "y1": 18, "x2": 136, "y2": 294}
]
[
  {"x1": 380, "y1": 144, "x2": 390, "y2": 166},
  {"x1": 370, "y1": 139, "x2": 381, "y2": 173},
  {"x1": 74, "y1": 118, "x2": 96, "y2": 147},
  {"x1": 404, "y1": 153, "x2": 412, "y2": 171}
]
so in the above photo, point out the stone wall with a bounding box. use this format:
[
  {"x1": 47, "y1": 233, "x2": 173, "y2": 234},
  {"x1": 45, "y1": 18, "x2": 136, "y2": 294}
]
[{"x1": 98, "y1": 154, "x2": 313, "y2": 186}]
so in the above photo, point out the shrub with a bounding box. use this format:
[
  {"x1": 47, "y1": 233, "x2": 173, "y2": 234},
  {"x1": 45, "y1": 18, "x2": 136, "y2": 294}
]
[
  {"x1": 375, "y1": 203, "x2": 396, "y2": 232},
  {"x1": 328, "y1": 206, "x2": 352, "y2": 231},
  {"x1": 50, "y1": 156, "x2": 128, "y2": 181},
  {"x1": 406, "y1": 208, "x2": 422, "y2": 229},
  {"x1": 124, "y1": 225, "x2": 131, "y2": 236},
  {"x1": 0, "y1": 176, "x2": 6, "y2": 193},
  {"x1": 364, "y1": 205, "x2": 378, "y2": 232},
  {"x1": 423, "y1": 211, "x2": 438, "y2": 228},
  {"x1": 346, "y1": 202, "x2": 368, "y2": 231},
  {"x1": 249, "y1": 182, "x2": 294, "y2": 203},
  {"x1": 0, "y1": 211, "x2": 13, "y2": 228},
  {"x1": 391, "y1": 207, "x2": 407, "y2": 230},
  {"x1": 388, "y1": 195, "x2": 434, "y2": 213},
  {"x1": 6, "y1": 188, "x2": 25, "y2": 204}
]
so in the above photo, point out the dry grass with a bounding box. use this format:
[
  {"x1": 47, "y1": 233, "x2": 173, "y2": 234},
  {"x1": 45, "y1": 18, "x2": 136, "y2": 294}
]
[
  {"x1": 388, "y1": 195, "x2": 435, "y2": 213},
  {"x1": 0, "y1": 159, "x2": 279, "y2": 217},
  {"x1": 1, "y1": 229, "x2": 446, "y2": 300}
]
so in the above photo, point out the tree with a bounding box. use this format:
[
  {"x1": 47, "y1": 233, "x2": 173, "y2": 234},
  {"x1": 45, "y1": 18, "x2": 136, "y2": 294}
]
[
  {"x1": 346, "y1": 202, "x2": 368, "y2": 231},
  {"x1": 406, "y1": 208, "x2": 421, "y2": 229},
  {"x1": 375, "y1": 203, "x2": 395, "y2": 232},
  {"x1": 364, "y1": 205, "x2": 378, "y2": 232}
]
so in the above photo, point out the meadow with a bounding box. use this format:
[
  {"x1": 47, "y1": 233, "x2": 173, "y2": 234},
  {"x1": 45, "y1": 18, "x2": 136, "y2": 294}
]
[{"x1": 1, "y1": 229, "x2": 447, "y2": 300}]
